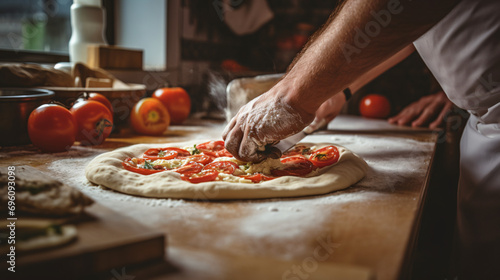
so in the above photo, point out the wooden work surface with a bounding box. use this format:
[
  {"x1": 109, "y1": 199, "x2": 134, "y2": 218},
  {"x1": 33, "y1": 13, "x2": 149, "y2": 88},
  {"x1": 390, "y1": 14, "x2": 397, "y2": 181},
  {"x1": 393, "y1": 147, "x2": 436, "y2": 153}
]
[{"x1": 0, "y1": 118, "x2": 438, "y2": 280}]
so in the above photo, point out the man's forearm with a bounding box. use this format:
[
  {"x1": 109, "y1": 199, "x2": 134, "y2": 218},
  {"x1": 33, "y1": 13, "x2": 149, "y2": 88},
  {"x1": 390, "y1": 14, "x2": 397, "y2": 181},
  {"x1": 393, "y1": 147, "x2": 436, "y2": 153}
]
[
  {"x1": 349, "y1": 44, "x2": 415, "y2": 93},
  {"x1": 280, "y1": 0, "x2": 458, "y2": 116}
]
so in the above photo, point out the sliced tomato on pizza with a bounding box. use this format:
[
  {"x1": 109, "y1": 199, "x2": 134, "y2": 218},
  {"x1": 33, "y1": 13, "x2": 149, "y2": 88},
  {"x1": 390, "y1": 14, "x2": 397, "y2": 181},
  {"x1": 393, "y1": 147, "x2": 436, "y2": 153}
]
[
  {"x1": 122, "y1": 157, "x2": 166, "y2": 175},
  {"x1": 174, "y1": 162, "x2": 203, "y2": 175},
  {"x1": 121, "y1": 141, "x2": 342, "y2": 184},
  {"x1": 195, "y1": 140, "x2": 224, "y2": 156},
  {"x1": 238, "y1": 173, "x2": 277, "y2": 183},
  {"x1": 143, "y1": 147, "x2": 191, "y2": 160},
  {"x1": 203, "y1": 161, "x2": 239, "y2": 175},
  {"x1": 309, "y1": 146, "x2": 340, "y2": 168},
  {"x1": 282, "y1": 145, "x2": 312, "y2": 157},
  {"x1": 215, "y1": 148, "x2": 233, "y2": 157},
  {"x1": 181, "y1": 170, "x2": 219, "y2": 183},
  {"x1": 271, "y1": 156, "x2": 316, "y2": 177},
  {"x1": 185, "y1": 154, "x2": 214, "y2": 165}
]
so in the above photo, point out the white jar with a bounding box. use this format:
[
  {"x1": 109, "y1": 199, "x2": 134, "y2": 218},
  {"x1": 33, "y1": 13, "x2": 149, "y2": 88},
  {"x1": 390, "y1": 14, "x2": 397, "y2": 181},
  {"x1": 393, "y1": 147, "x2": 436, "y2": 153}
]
[{"x1": 69, "y1": 0, "x2": 107, "y2": 64}]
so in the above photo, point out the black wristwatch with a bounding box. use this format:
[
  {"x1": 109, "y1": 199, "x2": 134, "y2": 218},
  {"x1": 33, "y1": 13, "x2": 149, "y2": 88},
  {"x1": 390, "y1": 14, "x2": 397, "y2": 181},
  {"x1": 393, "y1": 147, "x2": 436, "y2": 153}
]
[{"x1": 343, "y1": 88, "x2": 352, "y2": 101}]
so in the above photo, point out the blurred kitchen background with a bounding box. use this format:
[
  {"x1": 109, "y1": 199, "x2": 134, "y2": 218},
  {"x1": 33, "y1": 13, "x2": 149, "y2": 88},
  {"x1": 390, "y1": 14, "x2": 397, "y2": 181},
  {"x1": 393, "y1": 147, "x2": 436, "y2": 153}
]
[
  {"x1": 0, "y1": 2, "x2": 466, "y2": 278},
  {"x1": 0, "y1": 0, "x2": 439, "y2": 119}
]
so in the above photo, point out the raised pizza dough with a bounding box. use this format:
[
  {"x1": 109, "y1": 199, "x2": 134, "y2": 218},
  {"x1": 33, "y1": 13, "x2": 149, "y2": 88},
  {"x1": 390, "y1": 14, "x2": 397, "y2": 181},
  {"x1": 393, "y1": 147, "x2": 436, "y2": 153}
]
[
  {"x1": 85, "y1": 140, "x2": 368, "y2": 200},
  {"x1": 0, "y1": 165, "x2": 94, "y2": 216},
  {"x1": 17, "y1": 225, "x2": 78, "y2": 252}
]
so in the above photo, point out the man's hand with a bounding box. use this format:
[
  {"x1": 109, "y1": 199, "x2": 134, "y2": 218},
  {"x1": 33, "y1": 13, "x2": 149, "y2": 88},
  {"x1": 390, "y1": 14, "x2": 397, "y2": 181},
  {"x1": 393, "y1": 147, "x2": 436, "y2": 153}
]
[
  {"x1": 312, "y1": 92, "x2": 347, "y2": 126},
  {"x1": 388, "y1": 91, "x2": 453, "y2": 129},
  {"x1": 223, "y1": 0, "x2": 459, "y2": 161},
  {"x1": 222, "y1": 84, "x2": 315, "y2": 162}
]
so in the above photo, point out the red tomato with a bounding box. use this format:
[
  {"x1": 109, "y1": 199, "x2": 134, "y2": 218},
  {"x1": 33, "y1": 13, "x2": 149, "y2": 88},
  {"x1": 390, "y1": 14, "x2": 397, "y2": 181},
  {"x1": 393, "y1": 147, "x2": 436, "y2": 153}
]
[
  {"x1": 221, "y1": 59, "x2": 249, "y2": 72},
  {"x1": 239, "y1": 173, "x2": 277, "y2": 183},
  {"x1": 283, "y1": 145, "x2": 311, "y2": 157},
  {"x1": 174, "y1": 162, "x2": 204, "y2": 175},
  {"x1": 27, "y1": 104, "x2": 77, "y2": 152},
  {"x1": 181, "y1": 170, "x2": 219, "y2": 183},
  {"x1": 130, "y1": 98, "x2": 170, "y2": 136},
  {"x1": 196, "y1": 140, "x2": 225, "y2": 157},
  {"x1": 239, "y1": 173, "x2": 263, "y2": 183},
  {"x1": 153, "y1": 87, "x2": 191, "y2": 124},
  {"x1": 359, "y1": 94, "x2": 391, "y2": 119},
  {"x1": 122, "y1": 158, "x2": 165, "y2": 175},
  {"x1": 167, "y1": 148, "x2": 191, "y2": 157},
  {"x1": 203, "y1": 161, "x2": 238, "y2": 174},
  {"x1": 215, "y1": 148, "x2": 233, "y2": 157},
  {"x1": 143, "y1": 148, "x2": 177, "y2": 160},
  {"x1": 238, "y1": 173, "x2": 276, "y2": 183},
  {"x1": 88, "y1": 93, "x2": 113, "y2": 114},
  {"x1": 238, "y1": 173, "x2": 262, "y2": 183},
  {"x1": 261, "y1": 174, "x2": 277, "y2": 181},
  {"x1": 292, "y1": 34, "x2": 309, "y2": 49},
  {"x1": 71, "y1": 100, "x2": 113, "y2": 145},
  {"x1": 143, "y1": 147, "x2": 191, "y2": 160},
  {"x1": 309, "y1": 146, "x2": 340, "y2": 168},
  {"x1": 185, "y1": 154, "x2": 214, "y2": 165},
  {"x1": 271, "y1": 156, "x2": 315, "y2": 177}
]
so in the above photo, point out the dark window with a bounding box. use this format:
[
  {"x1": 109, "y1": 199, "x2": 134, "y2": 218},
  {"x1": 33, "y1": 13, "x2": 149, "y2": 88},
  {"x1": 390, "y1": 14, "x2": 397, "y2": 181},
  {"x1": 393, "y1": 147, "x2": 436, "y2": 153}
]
[{"x1": 0, "y1": 0, "x2": 72, "y2": 53}]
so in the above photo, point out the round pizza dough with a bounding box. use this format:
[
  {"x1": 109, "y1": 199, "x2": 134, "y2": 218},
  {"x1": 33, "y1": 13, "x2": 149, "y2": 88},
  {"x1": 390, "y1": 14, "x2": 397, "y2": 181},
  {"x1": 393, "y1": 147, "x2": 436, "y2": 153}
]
[{"x1": 85, "y1": 140, "x2": 368, "y2": 200}]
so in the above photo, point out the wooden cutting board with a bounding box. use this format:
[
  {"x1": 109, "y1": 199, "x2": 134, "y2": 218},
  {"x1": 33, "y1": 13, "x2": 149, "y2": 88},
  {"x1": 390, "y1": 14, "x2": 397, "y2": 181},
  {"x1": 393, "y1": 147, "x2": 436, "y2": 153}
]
[{"x1": 5, "y1": 203, "x2": 165, "y2": 279}]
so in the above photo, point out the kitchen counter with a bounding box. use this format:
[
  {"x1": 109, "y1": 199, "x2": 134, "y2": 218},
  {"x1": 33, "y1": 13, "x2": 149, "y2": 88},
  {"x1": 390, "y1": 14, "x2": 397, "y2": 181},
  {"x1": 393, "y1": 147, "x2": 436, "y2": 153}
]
[{"x1": 0, "y1": 118, "x2": 439, "y2": 280}]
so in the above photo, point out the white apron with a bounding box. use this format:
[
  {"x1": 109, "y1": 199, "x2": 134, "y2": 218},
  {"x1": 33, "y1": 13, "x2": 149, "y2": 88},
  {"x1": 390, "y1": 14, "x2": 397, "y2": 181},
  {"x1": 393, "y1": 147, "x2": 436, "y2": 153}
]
[{"x1": 414, "y1": 0, "x2": 500, "y2": 278}]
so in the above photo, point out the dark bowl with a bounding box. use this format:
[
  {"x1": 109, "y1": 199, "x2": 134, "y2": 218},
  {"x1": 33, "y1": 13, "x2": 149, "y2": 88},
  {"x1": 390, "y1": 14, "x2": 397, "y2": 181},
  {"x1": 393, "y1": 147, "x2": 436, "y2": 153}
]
[
  {"x1": 0, "y1": 88, "x2": 55, "y2": 146},
  {"x1": 42, "y1": 84, "x2": 146, "y2": 126}
]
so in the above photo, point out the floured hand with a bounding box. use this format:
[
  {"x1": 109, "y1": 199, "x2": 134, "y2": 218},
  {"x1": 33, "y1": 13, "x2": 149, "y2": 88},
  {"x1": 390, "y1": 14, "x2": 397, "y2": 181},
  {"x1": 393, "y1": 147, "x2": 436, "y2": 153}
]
[{"x1": 223, "y1": 87, "x2": 315, "y2": 162}]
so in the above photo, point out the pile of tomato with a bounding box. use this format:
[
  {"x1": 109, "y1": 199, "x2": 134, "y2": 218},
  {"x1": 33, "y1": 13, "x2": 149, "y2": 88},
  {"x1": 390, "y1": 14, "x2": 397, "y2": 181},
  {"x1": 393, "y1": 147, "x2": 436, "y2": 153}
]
[
  {"x1": 122, "y1": 140, "x2": 341, "y2": 184},
  {"x1": 130, "y1": 87, "x2": 192, "y2": 136},
  {"x1": 28, "y1": 93, "x2": 113, "y2": 152},
  {"x1": 27, "y1": 86, "x2": 192, "y2": 152}
]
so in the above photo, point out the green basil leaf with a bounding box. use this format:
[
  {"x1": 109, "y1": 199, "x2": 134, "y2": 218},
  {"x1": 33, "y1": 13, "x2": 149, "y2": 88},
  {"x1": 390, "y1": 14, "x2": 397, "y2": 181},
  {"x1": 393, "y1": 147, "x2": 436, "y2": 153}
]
[
  {"x1": 192, "y1": 144, "x2": 201, "y2": 155},
  {"x1": 143, "y1": 160, "x2": 154, "y2": 169}
]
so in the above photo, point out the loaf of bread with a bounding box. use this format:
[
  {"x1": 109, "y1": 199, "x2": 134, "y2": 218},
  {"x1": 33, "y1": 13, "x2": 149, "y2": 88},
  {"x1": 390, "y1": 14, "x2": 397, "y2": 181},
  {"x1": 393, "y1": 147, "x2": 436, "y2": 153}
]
[{"x1": 0, "y1": 64, "x2": 74, "y2": 87}]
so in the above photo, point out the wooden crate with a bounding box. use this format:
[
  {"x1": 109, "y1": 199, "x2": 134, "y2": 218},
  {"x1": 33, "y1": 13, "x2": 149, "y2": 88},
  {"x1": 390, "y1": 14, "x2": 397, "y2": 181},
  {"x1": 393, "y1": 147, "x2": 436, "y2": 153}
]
[{"x1": 87, "y1": 45, "x2": 143, "y2": 70}]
